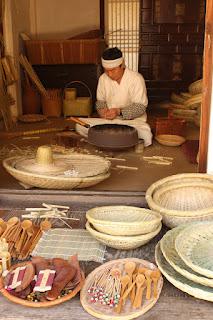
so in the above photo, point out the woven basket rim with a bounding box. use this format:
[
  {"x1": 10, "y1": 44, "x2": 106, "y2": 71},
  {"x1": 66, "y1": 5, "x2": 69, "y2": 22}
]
[
  {"x1": 86, "y1": 206, "x2": 162, "y2": 225},
  {"x1": 86, "y1": 221, "x2": 162, "y2": 242},
  {"x1": 146, "y1": 173, "x2": 213, "y2": 217},
  {"x1": 155, "y1": 243, "x2": 213, "y2": 302},
  {"x1": 175, "y1": 222, "x2": 213, "y2": 278},
  {"x1": 160, "y1": 225, "x2": 213, "y2": 287},
  {"x1": 0, "y1": 261, "x2": 85, "y2": 307}
]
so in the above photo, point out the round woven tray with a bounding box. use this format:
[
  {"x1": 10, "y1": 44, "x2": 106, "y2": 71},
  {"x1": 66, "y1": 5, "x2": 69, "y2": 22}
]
[
  {"x1": 18, "y1": 114, "x2": 48, "y2": 123},
  {"x1": 0, "y1": 261, "x2": 85, "y2": 307},
  {"x1": 86, "y1": 206, "x2": 162, "y2": 236},
  {"x1": 86, "y1": 221, "x2": 162, "y2": 250},
  {"x1": 80, "y1": 258, "x2": 163, "y2": 320},
  {"x1": 160, "y1": 225, "x2": 213, "y2": 287},
  {"x1": 146, "y1": 173, "x2": 213, "y2": 218},
  {"x1": 3, "y1": 155, "x2": 111, "y2": 189},
  {"x1": 155, "y1": 134, "x2": 186, "y2": 147},
  {"x1": 155, "y1": 243, "x2": 213, "y2": 302},
  {"x1": 175, "y1": 222, "x2": 213, "y2": 279}
]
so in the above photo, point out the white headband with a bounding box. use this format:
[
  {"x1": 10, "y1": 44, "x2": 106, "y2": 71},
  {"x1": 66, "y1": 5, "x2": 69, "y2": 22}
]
[{"x1": 101, "y1": 57, "x2": 123, "y2": 69}]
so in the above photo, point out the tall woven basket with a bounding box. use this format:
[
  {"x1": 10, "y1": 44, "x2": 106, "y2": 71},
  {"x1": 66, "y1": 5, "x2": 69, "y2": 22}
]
[{"x1": 41, "y1": 89, "x2": 62, "y2": 117}]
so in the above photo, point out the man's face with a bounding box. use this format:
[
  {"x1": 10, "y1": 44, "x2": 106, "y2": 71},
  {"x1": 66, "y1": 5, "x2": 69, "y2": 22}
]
[{"x1": 104, "y1": 65, "x2": 124, "y2": 82}]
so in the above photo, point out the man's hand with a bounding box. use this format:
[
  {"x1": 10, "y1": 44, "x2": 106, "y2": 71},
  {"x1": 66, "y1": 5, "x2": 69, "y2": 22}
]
[
  {"x1": 105, "y1": 108, "x2": 120, "y2": 120},
  {"x1": 98, "y1": 107, "x2": 120, "y2": 120},
  {"x1": 97, "y1": 108, "x2": 108, "y2": 118}
]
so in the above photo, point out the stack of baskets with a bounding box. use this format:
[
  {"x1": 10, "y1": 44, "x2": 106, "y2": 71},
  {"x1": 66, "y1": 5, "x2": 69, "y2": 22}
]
[
  {"x1": 155, "y1": 221, "x2": 213, "y2": 302},
  {"x1": 86, "y1": 206, "x2": 162, "y2": 250},
  {"x1": 169, "y1": 79, "x2": 202, "y2": 124},
  {"x1": 146, "y1": 173, "x2": 213, "y2": 228}
]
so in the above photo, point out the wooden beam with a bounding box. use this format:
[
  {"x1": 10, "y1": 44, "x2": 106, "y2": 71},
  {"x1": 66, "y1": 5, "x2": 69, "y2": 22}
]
[{"x1": 199, "y1": 0, "x2": 213, "y2": 172}]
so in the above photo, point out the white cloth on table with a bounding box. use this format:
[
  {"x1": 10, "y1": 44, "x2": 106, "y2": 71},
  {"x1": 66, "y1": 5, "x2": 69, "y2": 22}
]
[
  {"x1": 97, "y1": 67, "x2": 148, "y2": 111},
  {"x1": 76, "y1": 117, "x2": 153, "y2": 147}
]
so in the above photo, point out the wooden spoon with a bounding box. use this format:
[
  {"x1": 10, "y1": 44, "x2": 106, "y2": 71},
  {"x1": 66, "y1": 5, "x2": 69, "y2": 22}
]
[
  {"x1": 29, "y1": 220, "x2": 52, "y2": 252},
  {"x1": 124, "y1": 261, "x2": 136, "y2": 288},
  {"x1": 145, "y1": 269, "x2": 152, "y2": 300},
  {"x1": 114, "y1": 275, "x2": 130, "y2": 313},
  {"x1": 0, "y1": 217, "x2": 19, "y2": 239},
  {"x1": 15, "y1": 220, "x2": 32, "y2": 253},
  {"x1": 19, "y1": 226, "x2": 34, "y2": 259},
  {"x1": 133, "y1": 274, "x2": 145, "y2": 308},
  {"x1": 150, "y1": 269, "x2": 161, "y2": 298}
]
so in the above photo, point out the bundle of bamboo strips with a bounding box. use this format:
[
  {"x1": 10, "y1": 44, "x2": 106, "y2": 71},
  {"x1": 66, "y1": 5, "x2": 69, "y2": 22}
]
[{"x1": 19, "y1": 54, "x2": 48, "y2": 96}]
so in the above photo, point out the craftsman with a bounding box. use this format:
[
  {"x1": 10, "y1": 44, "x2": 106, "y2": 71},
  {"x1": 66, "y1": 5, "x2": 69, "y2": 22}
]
[{"x1": 96, "y1": 47, "x2": 148, "y2": 120}]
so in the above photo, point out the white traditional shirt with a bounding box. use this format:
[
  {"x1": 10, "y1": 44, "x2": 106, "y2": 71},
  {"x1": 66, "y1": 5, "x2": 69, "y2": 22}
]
[{"x1": 96, "y1": 67, "x2": 148, "y2": 120}]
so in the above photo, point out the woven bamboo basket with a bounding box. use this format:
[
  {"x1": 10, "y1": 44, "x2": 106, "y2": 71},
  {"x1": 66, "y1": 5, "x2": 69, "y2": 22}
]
[
  {"x1": 155, "y1": 243, "x2": 213, "y2": 302},
  {"x1": 146, "y1": 173, "x2": 213, "y2": 227},
  {"x1": 160, "y1": 211, "x2": 213, "y2": 228},
  {"x1": 183, "y1": 94, "x2": 202, "y2": 109},
  {"x1": 0, "y1": 261, "x2": 85, "y2": 307},
  {"x1": 86, "y1": 221, "x2": 162, "y2": 250},
  {"x1": 160, "y1": 225, "x2": 213, "y2": 287},
  {"x1": 155, "y1": 134, "x2": 186, "y2": 146},
  {"x1": 86, "y1": 206, "x2": 162, "y2": 236},
  {"x1": 152, "y1": 182, "x2": 213, "y2": 215},
  {"x1": 180, "y1": 92, "x2": 192, "y2": 99},
  {"x1": 3, "y1": 156, "x2": 110, "y2": 190},
  {"x1": 175, "y1": 222, "x2": 213, "y2": 278},
  {"x1": 188, "y1": 79, "x2": 203, "y2": 95}
]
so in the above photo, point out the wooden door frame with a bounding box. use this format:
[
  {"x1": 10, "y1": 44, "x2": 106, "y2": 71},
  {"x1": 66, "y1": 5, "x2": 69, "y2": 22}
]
[{"x1": 198, "y1": 0, "x2": 213, "y2": 172}]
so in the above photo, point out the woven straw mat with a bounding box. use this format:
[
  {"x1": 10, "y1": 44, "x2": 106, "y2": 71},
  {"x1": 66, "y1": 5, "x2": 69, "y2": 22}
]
[{"x1": 32, "y1": 228, "x2": 106, "y2": 263}]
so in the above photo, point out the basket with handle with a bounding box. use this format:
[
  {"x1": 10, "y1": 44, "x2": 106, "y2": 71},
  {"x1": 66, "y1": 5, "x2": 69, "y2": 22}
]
[{"x1": 63, "y1": 80, "x2": 93, "y2": 117}]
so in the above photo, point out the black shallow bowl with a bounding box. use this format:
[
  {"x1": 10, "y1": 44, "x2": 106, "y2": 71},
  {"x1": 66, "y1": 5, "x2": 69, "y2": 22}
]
[{"x1": 88, "y1": 124, "x2": 138, "y2": 150}]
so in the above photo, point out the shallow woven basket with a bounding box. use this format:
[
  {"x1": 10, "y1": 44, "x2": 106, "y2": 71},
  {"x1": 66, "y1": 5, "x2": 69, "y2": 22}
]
[
  {"x1": 3, "y1": 156, "x2": 110, "y2": 189},
  {"x1": 188, "y1": 79, "x2": 203, "y2": 95},
  {"x1": 0, "y1": 261, "x2": 85, "y2": 307},
  {"x1": 175, "y1": 221, "x2": 213, "y2": 279},
  {"x1": 160, "y1": 224, "x2": 213, "y2": 287},
  {"x1": 86, "y1": 206, "x2": 162, "y2": 236},
  {"x1": 80, "y1": 258, "x2": 163, "y2": 320},
  {"x1": 155, "y1": 243, "x2": 213, "y2": 302},
  {"x1": 146, "y1": 173, "x2": 213, "y2": 218},
  {"x1": 86, "y1": 221, "x2": 162, "y2": 250},
  {"x1": 155, "y1": 134, "x2": 186, "y2": 147}
]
